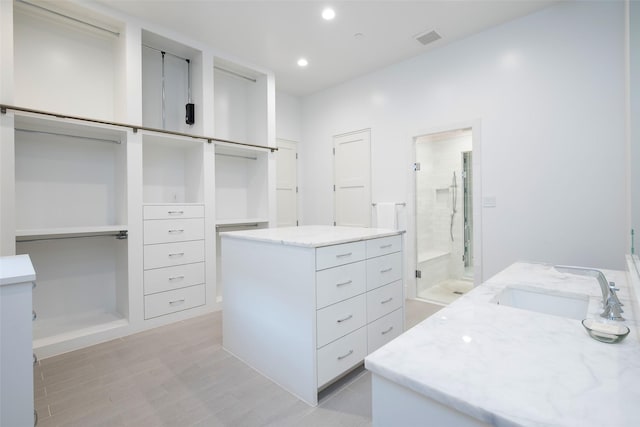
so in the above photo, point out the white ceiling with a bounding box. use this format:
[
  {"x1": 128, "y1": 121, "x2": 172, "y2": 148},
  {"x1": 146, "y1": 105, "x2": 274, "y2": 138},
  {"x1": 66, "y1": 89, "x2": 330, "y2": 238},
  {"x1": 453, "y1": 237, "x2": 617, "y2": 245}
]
[{"x1": 101, "y1": 0, "x2": 557, "y2": 96}]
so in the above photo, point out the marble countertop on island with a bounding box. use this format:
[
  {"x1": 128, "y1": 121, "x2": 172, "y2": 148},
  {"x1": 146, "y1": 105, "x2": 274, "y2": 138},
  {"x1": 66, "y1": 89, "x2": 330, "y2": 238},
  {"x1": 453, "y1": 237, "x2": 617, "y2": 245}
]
[
  {"x1": 0, "y1": 254, "x2": 36, "y2": 286},
  {"x1": 365, "y1": 262, "x2": 640, "y2": 427},
  {"x1": 219, "y1": 225, "x2": 403, "y2": 248}
]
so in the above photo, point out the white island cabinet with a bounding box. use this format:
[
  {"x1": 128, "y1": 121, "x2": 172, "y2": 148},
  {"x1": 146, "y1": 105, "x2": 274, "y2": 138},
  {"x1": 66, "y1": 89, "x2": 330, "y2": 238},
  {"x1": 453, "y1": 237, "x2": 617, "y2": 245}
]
[
  {"x1": 221, "y1": 225, "x2": 404, "y2": 405},
  {"x1": 0, "y1": 255, "x2": 36, "y2": 427}
]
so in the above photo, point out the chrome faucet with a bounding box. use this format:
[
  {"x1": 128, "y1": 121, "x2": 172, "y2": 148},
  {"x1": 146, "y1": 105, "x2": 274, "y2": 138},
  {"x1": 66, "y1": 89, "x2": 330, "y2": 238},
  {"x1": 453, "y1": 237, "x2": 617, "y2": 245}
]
[{"x1": 554, "y1": 265, "x2": 625, "y2": 321}]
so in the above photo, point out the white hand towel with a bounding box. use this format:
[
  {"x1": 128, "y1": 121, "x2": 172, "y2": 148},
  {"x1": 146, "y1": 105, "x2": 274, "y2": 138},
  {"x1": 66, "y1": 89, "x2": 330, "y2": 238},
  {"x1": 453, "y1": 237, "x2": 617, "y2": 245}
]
[{"x1": 375, "y1": 202, "x2": 397, "y2": 230}]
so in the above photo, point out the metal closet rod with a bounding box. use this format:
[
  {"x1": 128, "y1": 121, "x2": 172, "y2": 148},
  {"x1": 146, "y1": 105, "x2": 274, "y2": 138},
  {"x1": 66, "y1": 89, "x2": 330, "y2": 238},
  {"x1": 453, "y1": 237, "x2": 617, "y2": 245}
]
[
  {"x1": 17, "y1": 0, "x2": 120, "y2": 37},
  {"x1": 215, "y1": 153, "x2": 258, "y2": 161},
  {"x1": 0, "y1": 104, "x2": 277, "y2": 152},
  {"x1": 17, "y1": 231, "x2": 128, "y2": 243},
  {"x1": 143, "y1": 44, "x2": 189, "y2": 62},
  {"x1": 15, "y1": 128, "x2": 121, "y2": 144},
  {"x1": 372, "y1": 202, "x2": 407, "y2": 206}
]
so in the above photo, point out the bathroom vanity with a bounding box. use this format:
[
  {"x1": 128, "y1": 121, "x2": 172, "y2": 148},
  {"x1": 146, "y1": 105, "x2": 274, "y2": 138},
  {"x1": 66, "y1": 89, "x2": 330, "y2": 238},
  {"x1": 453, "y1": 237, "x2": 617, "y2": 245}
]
[
  {"x1": 221, "y1": 225, "x2": 405, "y2": 405},
  {"x1": 366, "y1": 261, "x2": 640, "y2": 426}
]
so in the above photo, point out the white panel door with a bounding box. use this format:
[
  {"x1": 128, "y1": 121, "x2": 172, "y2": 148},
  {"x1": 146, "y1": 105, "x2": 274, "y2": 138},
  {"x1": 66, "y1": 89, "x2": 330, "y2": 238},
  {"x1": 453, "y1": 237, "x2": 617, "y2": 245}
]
[
  {"x1": 333, "y1": 129, "x2": 371, "y2": 227},
  {"x1": 276, "y1": 139, "x2": 298, "y2": 227}
]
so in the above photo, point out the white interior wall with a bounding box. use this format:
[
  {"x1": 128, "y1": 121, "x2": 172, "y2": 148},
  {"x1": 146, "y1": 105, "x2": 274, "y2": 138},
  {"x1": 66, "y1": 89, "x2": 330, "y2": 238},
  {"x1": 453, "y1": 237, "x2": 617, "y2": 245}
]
[
  {"x1": 630, "y1": 0, "x2": 640, "y2": 254},
  {"x1": 276, "y1": 91, "x2": 302, "y2": 142},
  {"x1": 300, "y1": 1, "x2": 627, "y2": 281}
]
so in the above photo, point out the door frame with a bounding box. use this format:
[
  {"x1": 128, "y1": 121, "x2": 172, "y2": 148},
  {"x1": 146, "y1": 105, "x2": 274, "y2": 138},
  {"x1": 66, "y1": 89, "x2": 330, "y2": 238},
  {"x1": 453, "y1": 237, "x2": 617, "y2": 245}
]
[{"x1": 407, "y1": 120, "x2": 483, "y2": 299}]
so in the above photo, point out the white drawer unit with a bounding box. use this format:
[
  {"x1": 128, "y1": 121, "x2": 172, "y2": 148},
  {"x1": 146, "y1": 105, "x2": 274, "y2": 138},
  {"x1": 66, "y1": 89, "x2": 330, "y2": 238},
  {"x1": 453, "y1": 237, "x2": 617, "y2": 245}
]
[
  {"x1": 143, "y1": 218, "x2": 205, "y2": 244},
  {"x1": 366, "y1": 251, "x2": 402, "y2": 291},
  {"x1": 144, "y1": 262, "x2": 205, "y2": 295},
  {"x1": 144, "y1": 284, "x2": 206, "y2": 319},
  {"x1": 316, "y1": 261, "x2": 366, "y2": 309},
  {"x1": 143, "y1": 204, "x2": 207, "y2": 320},
  {"x1": 222, "y1": 227, "x2": 404, "y2": 406},
  {"x1": 316, "y1": 241, "x2": 366, "y2": 270},
  {"x1": 367, "y1": 308, "x2": 403, "y2": 354},
  {"x1": 366, "y1": 235, "x2": 402, "y2": 258},
  {"x1": 316, "y1": 294, "x2": 367, "y2": 348},
  {"x1": 317, "y1": 326, "x2": 367, "y2": 388},
  {"x1": 143, "y1": 205, "x2": 205, "y2": 220},
  {"x1": 367, "y1": 280, "x2": 403, "y2": 322}
]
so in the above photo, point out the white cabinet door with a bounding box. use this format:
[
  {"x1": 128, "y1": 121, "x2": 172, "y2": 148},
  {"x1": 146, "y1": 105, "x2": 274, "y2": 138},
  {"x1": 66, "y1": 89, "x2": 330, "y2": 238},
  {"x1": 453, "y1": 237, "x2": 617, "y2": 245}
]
[
  {"x1": 333, "y1": 129, "x2": 371, "y2": 227},
  {"x1": 276, "y1": 139, "x2": 298, "y2": 227}
]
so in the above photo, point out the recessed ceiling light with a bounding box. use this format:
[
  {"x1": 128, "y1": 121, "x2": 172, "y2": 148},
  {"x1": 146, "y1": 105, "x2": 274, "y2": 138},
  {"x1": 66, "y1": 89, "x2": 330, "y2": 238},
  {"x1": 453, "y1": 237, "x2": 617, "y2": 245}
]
[
  {"x1": 322, "y1": 8, "x2": 335, "y2": 21},
  {"x1": 297, "y1": 58, "x2": 308, "y2": 67}
]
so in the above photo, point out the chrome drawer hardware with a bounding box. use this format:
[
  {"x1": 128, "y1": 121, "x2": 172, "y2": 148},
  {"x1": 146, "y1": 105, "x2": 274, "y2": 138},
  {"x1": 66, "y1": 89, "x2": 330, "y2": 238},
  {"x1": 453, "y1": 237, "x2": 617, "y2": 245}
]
[
  {"x1": 336, "y1": 314, "x2": 353, "y2": 323},
  {"x1": 32, "y1": 281, "x2": 36, "y2": 289},
  {"x1": 32, "y1": 310, "x2": 37, "y2": 321},
  {"x1": 381, "y1": 326, "x2": 394, "y2": 335},
  {"x1": 168, "y1": 275, "x2": 185, "y2": 281},
  {"x1": 380, "y1": 267, "x2": 393, "y2": 273},
  {"x1": 337, "y1": 349, "x2": 354, "y2": 360},
  {"x1": 167, "y1": 210, "x2": 184, "y2": 215},
  {"x1": 380, "y1": 244, "x2": 392, "y2": 249},
  {"x1": 336, "y1": 280, "x2": 352, "y2": 287},
  {"x1": 169, "y1": 299, "x2": 185, "y2": 305},
  {"x1": 33, "y1": 353, "x2": 38, "y2": 366},
  {"x1": 168, "y1": 229, "x2": 185, "y2": 233},
  {"x1": 168, "y1": 252, "x2": 185, "y2": 257},
  {"x1": 336, "y1": 252, "x2": 352, "y2": 258},
  {"x1": 381, "y1": 297, "x2": 393, "y2": 304}
]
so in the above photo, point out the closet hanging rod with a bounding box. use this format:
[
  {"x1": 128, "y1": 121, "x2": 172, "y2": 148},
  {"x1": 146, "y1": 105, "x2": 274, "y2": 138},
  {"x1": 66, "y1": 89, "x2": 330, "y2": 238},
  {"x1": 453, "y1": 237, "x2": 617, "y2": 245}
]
[
  {"x1": 371, "y1": 202, "x2": 407, "y2": 207},
  {"x1": 17, "y1": 231, "x2": 128, "y2": 243},
  {"x1": 215, "y1": 153, "x2": 258, "y2": 161},
  {"x1": 15, "y1": 128, "x2": 121, "y2": 144},
  {"x1": 0, "y1": 104, "x2": 277, "y2": 152},
  {"x1": 214, "y1": 66, "x2": 257, "y2": 83},
  {"x1": 16, "y1": 0, "x2": 120, "y2": 37},
  {"x1": 142, "y1": 44, "x2": 189, "y2": 62},
  {"x1": 216, "y1": 223, "x2": 261, "y2": 229}
]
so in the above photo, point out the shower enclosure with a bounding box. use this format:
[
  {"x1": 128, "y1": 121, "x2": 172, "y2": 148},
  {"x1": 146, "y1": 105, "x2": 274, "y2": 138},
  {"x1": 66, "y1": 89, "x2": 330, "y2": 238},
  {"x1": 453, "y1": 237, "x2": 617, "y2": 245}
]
[{"x1": 415, "y1": 129, "x2": 474, "y2": 304}]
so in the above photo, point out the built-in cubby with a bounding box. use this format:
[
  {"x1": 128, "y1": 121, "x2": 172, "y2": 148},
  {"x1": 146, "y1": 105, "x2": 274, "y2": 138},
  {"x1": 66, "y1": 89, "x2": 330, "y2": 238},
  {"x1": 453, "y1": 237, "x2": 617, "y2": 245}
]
[
  {"x1": 14, "y1": 114, "x2": 128, "y2": 237},
  {"x1": 143, "y1": 132, "x2": 204, "y2": 204},
  {"x1": 12, "y1": 1, "x2": 124, "y2": 121},
  {"x1": 213, "y1": 58, "x2": 268, "y2": 146},
  {"x1": 142, "y1": 30, "x2": 203, "y2": 134},
  {"x1": 215, "y1": 145, "x2": 269, "y2": 224}
]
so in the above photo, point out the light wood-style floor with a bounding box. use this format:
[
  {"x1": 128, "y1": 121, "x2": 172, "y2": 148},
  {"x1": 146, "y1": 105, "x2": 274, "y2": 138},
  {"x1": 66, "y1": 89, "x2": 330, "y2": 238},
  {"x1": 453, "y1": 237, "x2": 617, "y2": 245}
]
[{"x1": 34, "y1": 300, "x2": 441, "y2": 427}]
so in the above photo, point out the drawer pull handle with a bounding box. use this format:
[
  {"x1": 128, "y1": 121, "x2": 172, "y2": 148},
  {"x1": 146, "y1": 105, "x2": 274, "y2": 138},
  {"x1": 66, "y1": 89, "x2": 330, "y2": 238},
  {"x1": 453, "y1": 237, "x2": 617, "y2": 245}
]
[
  {"x1": 380, "y1": 244, "x2": 393, "y2": 249},
  {"x1": 337, "y1": 314, "x2": 353, "y2": 323},
  {"x1": 32, "y1": 281, "x2": 37, "y2": 290},
  {"x1": 380, "y1": 267, "x2": 393, "y2": 273},
  {"x1": 336, "y1": 252, "x2": 352, "y2": 258},
  {"x1": 337, "y1": 349, "x2": 354, "y2": 360},
  {"x1": 381, "y1": 297, "x2": 393, "y2": 304},
  {"x1": 168, "y1": 275, "x2": 185, "y2": 281},
  {"x1": 168, "y1": 252, "x2": 185, "y2": 257},
  {"x1": 169, "y1": 299, "x2": 185, "y2": 305},
  {"x1": 336, "y1": 280, "x2": 352, "y2": 287},
  {"x1": 168, "y1": 229, "x2": 185, "y2": 233},
  {"x1": 381, "y1": 326, "x2": 394, "y2": 335},
  {"x1": 33, "y1": 353, "x2": 38, "y2": 366},
  {"x1": 168, "y1": 210, "x2": 184, "y2": 215},
  {"x1": 32, "y1": 310, "x2": 37, "y2": 321}
]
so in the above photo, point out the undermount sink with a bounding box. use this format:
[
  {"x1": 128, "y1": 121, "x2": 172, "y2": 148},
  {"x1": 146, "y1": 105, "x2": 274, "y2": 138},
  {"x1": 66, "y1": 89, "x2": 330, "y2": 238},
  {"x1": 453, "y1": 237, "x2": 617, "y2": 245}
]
[{"x1": 492, "y1": 285, "x2": 589, "y2": 320}]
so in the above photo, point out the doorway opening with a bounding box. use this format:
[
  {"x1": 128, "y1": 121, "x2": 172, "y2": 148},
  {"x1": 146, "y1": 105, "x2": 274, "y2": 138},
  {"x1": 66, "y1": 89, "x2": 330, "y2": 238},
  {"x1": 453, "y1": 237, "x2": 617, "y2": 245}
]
[{"x1": 415, "y1": 128, "x2": 474, "y2": 305}]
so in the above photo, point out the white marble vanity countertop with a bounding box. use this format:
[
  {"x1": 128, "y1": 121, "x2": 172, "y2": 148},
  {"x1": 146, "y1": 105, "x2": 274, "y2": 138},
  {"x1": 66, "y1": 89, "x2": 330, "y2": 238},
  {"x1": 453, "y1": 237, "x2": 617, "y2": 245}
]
[
  {"x1": 0, "y1": 254, "x2": 36, "y2": 286},
  {"x1": 219, "y1": 225, "x2": 403, "y2": 248},
  {"x1": 365, "y1": 262, "x2": 640, "y2": 427}
]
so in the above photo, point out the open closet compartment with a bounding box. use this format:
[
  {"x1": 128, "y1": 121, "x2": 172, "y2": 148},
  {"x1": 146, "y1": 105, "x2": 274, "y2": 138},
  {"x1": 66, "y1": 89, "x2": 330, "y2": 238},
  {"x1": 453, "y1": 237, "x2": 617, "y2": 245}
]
[
  {"x1": 213, "y1": 57, "x2": 269, "y2": 146},
  {"x1": 12, "y1": 0, "x2": 125, "y2": 122},
  {"x1": 142, "y1": 29, "x2": 203, "y2": 134},
  {"x1": 13, "y1": 113, "x2": 130, "y2": 357}
]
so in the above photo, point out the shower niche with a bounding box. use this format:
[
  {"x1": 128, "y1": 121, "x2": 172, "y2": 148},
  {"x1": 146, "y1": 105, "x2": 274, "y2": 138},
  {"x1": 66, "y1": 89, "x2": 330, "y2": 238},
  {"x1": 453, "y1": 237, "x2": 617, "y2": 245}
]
[{"x1": 415, "y1": 129, "x2": 474, "y2": 305}]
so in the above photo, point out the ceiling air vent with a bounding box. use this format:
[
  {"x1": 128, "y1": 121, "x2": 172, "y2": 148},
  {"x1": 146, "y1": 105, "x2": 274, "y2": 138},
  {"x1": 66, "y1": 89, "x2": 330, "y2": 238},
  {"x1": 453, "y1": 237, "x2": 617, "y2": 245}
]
[{"x1": 415, "y1": 29, "x2": 442, "y2": 46}]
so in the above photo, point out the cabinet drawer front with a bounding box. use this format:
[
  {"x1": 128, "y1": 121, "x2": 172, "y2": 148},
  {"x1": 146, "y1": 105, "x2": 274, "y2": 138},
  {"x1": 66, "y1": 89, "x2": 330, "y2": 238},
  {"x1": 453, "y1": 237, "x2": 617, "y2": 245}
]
[
  {"x1": 143, "y1": 205, "x2": 204, "y2": 220},
  {"x1": 144, "y1": 262, "x2": 205, "y2": 295},
  {"x1": 144, "y1": 218, "x2": 204, "y2": 244},
  {"x1": 316, "y1": 241, "x2": 366, "y2": 271},
  {"x1": 317, "y1": 327, "x2": 367, "y2": 388},
  {"x1": 144, "y1": 240, "x2": 205, "y2": 269},
  {"x1": 144, "y1": 284, "x2": 205, "y2": 319},
  {"x1": 366, "y1": 235, "x2": 402, "y2": 258},
  {"x1": 316, "y1": 261, "x2": 366, "y2": 309},
  {"x1": 366, "y1": 280, "x2": 403, "y2": 322},
  {"x1": 366, "y1": 252, "x2": 402, "y2": 291},
  {"x1": 317, "y1": 294, "x2": 366, "y2": 348},
  {"x1": 367, "y1": 308, "x2": 403, "y2": 354}
]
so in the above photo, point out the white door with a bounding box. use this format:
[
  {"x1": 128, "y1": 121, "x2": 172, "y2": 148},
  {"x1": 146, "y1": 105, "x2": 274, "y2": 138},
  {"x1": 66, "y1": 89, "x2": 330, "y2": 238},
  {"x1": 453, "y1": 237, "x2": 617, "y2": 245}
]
[
  {"x1": 333, "y1": 129, "x2": 371, "y2": 227},
  {"x1": 276, "y1": 139, "x2": 298, "y2": 227}
]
